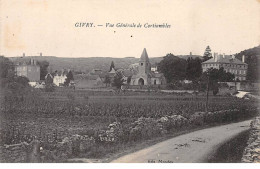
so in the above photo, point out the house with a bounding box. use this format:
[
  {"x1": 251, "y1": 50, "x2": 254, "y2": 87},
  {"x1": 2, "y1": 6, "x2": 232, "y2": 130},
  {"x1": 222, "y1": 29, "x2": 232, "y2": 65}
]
[
  {"x1": 45, "y1": 73, "x2": 54, "y2": 84},
  {"x1": 129, "y1": 63, "x2": 139, "y2": 71},
  {"x1": 130, "y1": 48, "x2": 166, "y2": 86},
  {"x1": 88, "y1": 69, "x2": 103, "y2": 75},
  {"x1": 74, "y1": 74, "x2": 103, "y2": 89},
  {"x1": 53, "y1": 70, "x2": 68, "y2": 86},
  {"x1": 202, "y1": 54, "x2": 248, "y2": 81},
  {"x1": 116, "y1": 69, "x2": 135, "y2": 84},
  {"x1": 14, "y1": 57, "x2": 40, "y2": 82}
]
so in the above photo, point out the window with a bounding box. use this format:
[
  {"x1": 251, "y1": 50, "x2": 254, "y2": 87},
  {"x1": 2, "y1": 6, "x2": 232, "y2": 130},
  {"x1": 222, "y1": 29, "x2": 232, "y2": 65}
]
[
  {"x1": 154, "y1": 80, "x2": 156, "y2": 85},
  {"x1": 141, "y1": 63, "x2": 143, "y2": 66}
]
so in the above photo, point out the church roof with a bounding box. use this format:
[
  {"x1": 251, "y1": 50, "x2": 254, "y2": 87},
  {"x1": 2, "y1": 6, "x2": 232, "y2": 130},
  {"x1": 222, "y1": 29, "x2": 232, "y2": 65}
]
[
  {"x1": 109, "y1": 67, "x2": 116, "y2": 74},
  {"x1": 151, "y1": 72, "x2": 164, "y2": 78},
  {"x1": 140, "y1": 48, "x2": 149, "y2": 62}
]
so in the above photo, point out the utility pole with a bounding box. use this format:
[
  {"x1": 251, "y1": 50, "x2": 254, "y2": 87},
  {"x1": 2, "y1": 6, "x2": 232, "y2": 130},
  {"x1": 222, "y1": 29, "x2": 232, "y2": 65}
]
[{"x1": 206, "y1": 73, "x2": 210, "y2": 112}]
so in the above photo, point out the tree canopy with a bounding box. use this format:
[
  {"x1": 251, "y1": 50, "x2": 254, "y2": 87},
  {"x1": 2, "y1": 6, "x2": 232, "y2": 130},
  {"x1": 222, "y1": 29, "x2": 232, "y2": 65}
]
[
  {"x1": 64, "y1": 70, "x2": 74, "y2": 86},
  {"x1": 0, "y1": 56, "x2": 14, "y2": 79},
  {"x1": 199, "y1": 67, "x2": 235, "y2": 95},
  {"x1": 158, "y1": 53, "x2": 187, "y2": 83},
  {"x1": 37, "y1": 60, "x2": 49, "y2": 80},
  {"x1": 235, "y1": 45, "x2": 260, "y2": 82},
  {"x1": 110, "y1": 61, "x2": 115, "y2": 71},
  {"x1": 112, "y1": 73, "x2": 124, "y2": 89},
  {"x1": 203, "y1": 46, "x2": 212, "y2": 62},
  {"x1": 103, "y1": 75, "x2": 111, "y2": 86},
  {"x1": 186, "y1": 57, "x2": 202, "y2": 81}
]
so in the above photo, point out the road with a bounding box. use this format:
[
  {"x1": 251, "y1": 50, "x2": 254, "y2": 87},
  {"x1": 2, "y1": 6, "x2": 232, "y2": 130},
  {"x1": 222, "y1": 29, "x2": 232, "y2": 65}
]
[{"x1": 111, "y1": 120, "x2": 251, "y2": 163}]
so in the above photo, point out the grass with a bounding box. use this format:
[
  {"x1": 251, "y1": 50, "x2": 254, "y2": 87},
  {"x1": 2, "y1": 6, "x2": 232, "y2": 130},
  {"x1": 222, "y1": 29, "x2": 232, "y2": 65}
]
[{"x1": 207, "y1": 130, "x2": 251, "y2": 163}]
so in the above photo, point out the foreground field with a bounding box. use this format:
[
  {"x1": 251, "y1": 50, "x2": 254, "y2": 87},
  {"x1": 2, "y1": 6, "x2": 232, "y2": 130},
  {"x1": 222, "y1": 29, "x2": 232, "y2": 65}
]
[{"x1": 0, "y1": 89, "x2": 259, "y2": 162}]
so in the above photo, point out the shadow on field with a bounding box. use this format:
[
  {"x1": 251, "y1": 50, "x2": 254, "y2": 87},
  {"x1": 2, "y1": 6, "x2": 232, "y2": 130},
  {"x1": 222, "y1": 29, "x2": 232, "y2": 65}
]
[{"x1": 207, "y1": 129, "x2": 250, "y2": 163}]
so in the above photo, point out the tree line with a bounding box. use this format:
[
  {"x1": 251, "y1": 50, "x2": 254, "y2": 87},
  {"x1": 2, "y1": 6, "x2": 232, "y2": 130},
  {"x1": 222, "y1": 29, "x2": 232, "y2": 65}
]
[{"x1": 157, "y1": 53, "x2": 235, "y2": 94}]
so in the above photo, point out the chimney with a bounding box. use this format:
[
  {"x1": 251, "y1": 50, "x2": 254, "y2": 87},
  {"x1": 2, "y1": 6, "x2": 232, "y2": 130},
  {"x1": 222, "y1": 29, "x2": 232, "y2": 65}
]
[
  {"x1": 23, "y1": 53, "x2": 25, "y2": 57},
  {"x1": 232, "y1": 55, "x2": 235, "y2": 59},
  {"x1": 190, "y1": 52, "x2": 192, "y2": 56},
  {"x1": 40, "y1": 53, "x2": 42, "y2": 57},
  {"x1": 242, "y1": 55, "x2": 245, "y2": 63}
]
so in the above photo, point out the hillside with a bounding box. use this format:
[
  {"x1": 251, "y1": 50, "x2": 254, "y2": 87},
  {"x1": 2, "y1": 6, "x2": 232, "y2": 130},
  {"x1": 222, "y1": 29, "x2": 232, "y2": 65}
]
[
  {"x1": 9, "y1": 55, "x2": 201, "y2": 73},
  {"x1": 235, "y1": 45, "x2": 260, "y2": 82}
]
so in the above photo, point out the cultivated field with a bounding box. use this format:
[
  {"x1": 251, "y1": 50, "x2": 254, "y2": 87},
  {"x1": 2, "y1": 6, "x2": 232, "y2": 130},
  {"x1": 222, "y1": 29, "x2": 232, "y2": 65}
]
[{"x1": 0, "y1": 89, "x2": 259, "y2": 162}]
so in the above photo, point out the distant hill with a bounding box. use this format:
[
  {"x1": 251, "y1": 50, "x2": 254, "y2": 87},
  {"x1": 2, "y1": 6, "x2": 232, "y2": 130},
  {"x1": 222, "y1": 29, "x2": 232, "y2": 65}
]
[
  {"x1": 235, "y1": 45, "x2": 260, "y2": 82},
  {"x1": 9, "y1": 54, "x2": 202, "y2": 73},
  {"x1": 235, "y1": 45, "x2": 260, "y2": 60},
  {"x1": 177, "y1": 55, "x2": 202, "y2": 60}
]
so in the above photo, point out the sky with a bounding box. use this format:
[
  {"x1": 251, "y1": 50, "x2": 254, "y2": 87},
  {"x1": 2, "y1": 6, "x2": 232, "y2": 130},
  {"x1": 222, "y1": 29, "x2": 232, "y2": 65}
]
[{"x1": 1, "y1": 0, "x2": 260, "y2": 58}]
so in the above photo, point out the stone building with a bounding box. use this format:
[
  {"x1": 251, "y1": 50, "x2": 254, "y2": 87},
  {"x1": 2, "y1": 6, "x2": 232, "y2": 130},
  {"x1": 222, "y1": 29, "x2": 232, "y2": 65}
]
[
  {"x1": 131, "y1": 48, "x2": 166, "y2": 86},
  {"x1": 15, "y1": 58, "x2": 40, "y2": 82},
  {"x1": 202, "y1": 54, "x2": 248, "y2": 81}
]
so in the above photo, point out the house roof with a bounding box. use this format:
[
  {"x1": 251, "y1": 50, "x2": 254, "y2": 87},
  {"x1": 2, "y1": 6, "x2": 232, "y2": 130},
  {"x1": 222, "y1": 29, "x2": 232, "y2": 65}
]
[
  {"x1": 54, "y1": 70, "x2": 69, "y2": 76},
  {"x1": 151, "y1": 72, "x2": 164, "y2": 78},
  {"x1": 140, "y1": 48, "x2": 149, "y2": 62},
  {"x1": 88, "y1": 75, "x2": 100, "y2": 80},
  {"x1": 121, "y1": 69, "x2": 135, "y2": 77},
  {"x1": 202, "y1": 56, "x2": 247, "y2": 65},
  {"x1": 45, "y1": 73, "x2": 53, "y2": 79},
  {"x1": 13, "y1": 57, "x2": 39, "y2": 66},
  {"x1": 74, "y1": 74, "x2": 100, "y2": 81},
  {"x1": 109, "y1": 68, "x2": 116, "y2": 74}
]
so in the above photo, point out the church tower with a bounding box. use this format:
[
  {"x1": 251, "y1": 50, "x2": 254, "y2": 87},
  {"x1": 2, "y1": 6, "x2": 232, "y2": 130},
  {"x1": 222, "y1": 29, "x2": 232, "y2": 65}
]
[{"x1": 138, "y1": 48, "x2": 151, "y2": 75}]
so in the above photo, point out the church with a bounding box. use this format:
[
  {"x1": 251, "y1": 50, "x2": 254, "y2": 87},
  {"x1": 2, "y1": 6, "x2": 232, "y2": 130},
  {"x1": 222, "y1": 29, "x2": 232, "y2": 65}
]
[{"x1": 130, "y1": 48, "x2": 166, "y2": 86}]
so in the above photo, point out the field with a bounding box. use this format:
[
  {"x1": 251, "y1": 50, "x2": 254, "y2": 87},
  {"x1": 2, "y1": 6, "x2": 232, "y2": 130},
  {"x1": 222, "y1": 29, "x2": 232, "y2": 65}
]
[{"x1": 0, "y1": 88, "x2": 259, "y2": 162}]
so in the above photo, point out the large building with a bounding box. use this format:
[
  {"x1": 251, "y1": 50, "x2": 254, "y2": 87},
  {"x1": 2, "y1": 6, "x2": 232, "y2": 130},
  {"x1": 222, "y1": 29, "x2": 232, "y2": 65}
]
[
  {"x1": 130, "y1": 48, "x2": 166, "y2": 85},
  {"x1": 202, "y1": 54, "x2": 248, "y2": 81},
  {"x1": 15, "y1": 58, "x2": 40, "y2": 82}
]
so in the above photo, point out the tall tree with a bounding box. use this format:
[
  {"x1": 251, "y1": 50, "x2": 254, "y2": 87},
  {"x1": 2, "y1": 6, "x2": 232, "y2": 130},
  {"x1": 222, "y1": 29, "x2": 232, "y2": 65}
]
[
  {"x1": 0, "y1": 56, "x2": 14, "y2": 79},
  {"x1": 112, "y1": 73, "x2": 124, "y2": 89},
  {"x1": 157, "y1": 53, "x2": 187, "y2": 83},
  {"x1": 37, "y1": 61, "x2": 49, "y2": 80},
  {"x1": 45, "y1": 74, "x2": 55, "y2": 92},
  {"x1": 200, "y1": 68, "x2": 235, "y2": 95},
  {"x1": 0, "y1": 56, "x2": 15, "y2": 88},
  {"x1": 103, "y1": 75, "x2": 111, "y2": 87},
  {"x1": 64, "y1": 70, "x2": 74, "y2": 86},
  {"x1": 203, "y1": 46, "x2": 212, "y2": 61},
  {"x1": 45, "y1": 74, "x2": 53, "y2": 85},
  {"x1": 186, "y1": 57, "x2": 202, "y2": 81},
  {"x1": 110, "y1": 61, "x2": 115, "y2": 71}
]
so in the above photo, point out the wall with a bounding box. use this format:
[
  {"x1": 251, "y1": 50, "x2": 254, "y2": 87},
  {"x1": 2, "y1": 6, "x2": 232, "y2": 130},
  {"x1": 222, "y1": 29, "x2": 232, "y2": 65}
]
[{"x1": 0, "y1": 142, "x2": 28, "y2": 162}]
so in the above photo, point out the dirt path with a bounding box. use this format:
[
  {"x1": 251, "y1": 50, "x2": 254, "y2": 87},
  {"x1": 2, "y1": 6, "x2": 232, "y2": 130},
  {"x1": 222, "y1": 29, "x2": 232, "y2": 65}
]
[{"x1": 111, "y1": 120, "x2": 251, "y2": 163}]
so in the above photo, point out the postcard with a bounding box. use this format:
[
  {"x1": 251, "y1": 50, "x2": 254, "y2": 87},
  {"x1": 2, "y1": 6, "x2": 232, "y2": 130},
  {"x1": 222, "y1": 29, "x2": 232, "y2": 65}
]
[{"x1": 0, "y1": 0, "x2": 259, "y2": 165}]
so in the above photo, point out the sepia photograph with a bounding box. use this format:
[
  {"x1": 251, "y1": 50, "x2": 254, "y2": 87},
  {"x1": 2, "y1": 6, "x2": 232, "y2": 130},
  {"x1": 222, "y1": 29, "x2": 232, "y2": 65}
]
[{"x1": 0, "y1": 0, "x2": 260, "y2": 166}]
